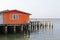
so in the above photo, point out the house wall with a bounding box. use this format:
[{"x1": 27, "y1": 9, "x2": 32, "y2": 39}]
[{"x1": 3, "y1": 11, "x2": 30, "y2": 24}]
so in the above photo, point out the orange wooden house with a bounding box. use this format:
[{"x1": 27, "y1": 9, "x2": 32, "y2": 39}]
[{"x1": 0, "y1": 10, "x2": 31, "y2": 25}]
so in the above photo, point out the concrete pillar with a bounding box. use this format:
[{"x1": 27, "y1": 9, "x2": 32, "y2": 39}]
[
  {"x1": 14, "y1": 25, "x2": 16, "y2": 33},
  {"x1": 48, "y1": 22, "x2": 49, "y2": 27},
  {"x1": 34, "y1": 22, "x2": 36, "y2": 31},
  {"x1": 29, "y1": 23, "x2": 31, "y2": 31},
  {"x1": 33, "y1": 22, "x2": 34, "y2": 31},
  {"x1": 27, "y1": 24, "x2": 30, "y2": 35},
  {"x1": 37, "y1": 22, "x2": 38, "y2": 30},
  {"x1": 31, "y1": 22, "x2": 32, "y2": 31},
  {"x1": 44, "y1": 21, "x2": 45, "y2": 27},
  {"x1": 47, "y1": 22, "x2": 49, "y2": 30},
  {"x1": 49, "y1": 22, "x2": 53, "y2": 30},
  {"x1": 5, "y1": 26, "x2": 7, "y2": 34},
  {"x1": 21, "y1": 25, "x2": 24, "y2": 32},
  {"x1": 30, "y1": 23, "x2": 32, "y2": 31},
  {"x1": 36, "y1": 22, "x2": 37, "y2": 31},
  {"x1": 32, "y1": 22, "x2": 33, "y2": 31},
  {"x1": 39, "y1": 22, "x2": 40, "y2": 30},
  {"x1": 44, "y1": 21, "x2": 45, "y2": 31},
  {"x1": 37, "y1": 22, "x2": 39, "y2": 31}
]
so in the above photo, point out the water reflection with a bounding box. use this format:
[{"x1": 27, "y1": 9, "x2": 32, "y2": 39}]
[
  {"x1": 39, "y1": 24, "x2": 53, "y2": 32},
  {"x1": 0, "y1": 33, "x2": 30, "y2": 40}
]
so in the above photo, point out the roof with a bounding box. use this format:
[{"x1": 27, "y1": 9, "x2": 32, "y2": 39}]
[{"x1": 0, "y1": 10, "x2": 31, "y2": 15}]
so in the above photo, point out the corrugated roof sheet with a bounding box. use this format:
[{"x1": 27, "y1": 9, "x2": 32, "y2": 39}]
[{"x1": 0, "y1": 10, "x2": 31, "y2": 15}]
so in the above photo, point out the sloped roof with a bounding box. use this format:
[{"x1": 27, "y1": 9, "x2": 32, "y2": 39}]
[{"x1": 0, "y1": 10, "x2": 31, "y2": 15}]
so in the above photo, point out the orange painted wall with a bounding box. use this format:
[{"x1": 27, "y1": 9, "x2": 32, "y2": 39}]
[{"x1": 3, "y1": 11, "x2": 30, "y2": 24}]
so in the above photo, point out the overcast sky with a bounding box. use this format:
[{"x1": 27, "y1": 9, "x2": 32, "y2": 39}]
[{"x1": 0, "y1": 0, "x2": 60, "y2": 18}]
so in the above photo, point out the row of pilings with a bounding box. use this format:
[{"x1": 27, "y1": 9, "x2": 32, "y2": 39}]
[
  {"x1": 0, "y1": 24, "x2": 26, "y2": 34},
  {"x1": 28, "y1": 21, "x2": 53, "y2": 32},
  {"x1": 0, "y1": 21, "x2": 53, "y2": 34}
]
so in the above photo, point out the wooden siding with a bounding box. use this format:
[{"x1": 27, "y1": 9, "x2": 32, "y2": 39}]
[{"x1": 3, "y1": 11, "x2": 30, "y2": 24}]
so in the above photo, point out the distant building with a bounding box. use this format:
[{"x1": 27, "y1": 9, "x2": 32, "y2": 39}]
[{"x1": 0, "y1": 10, "x2": 31, "y2": 24}]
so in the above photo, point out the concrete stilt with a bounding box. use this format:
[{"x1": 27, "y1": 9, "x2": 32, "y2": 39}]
[
  {"x1": 36, "y1": 22, "x2": 37, "y2": 31},
  {"x1": 34, "y1": 22, "x2": 36, "y2": 31},
  {"x1": 32, "y1": 23, "x2": 33, "y2": 31},
  {"x1": 47, "y1": 23, "x2": 49, "y2": 29},
  {"x1": 33, "y1": 23, "x2": 34, "y2": 31},
  {"x1": 39, "y1": 22, "x2": 40, "y2": 30},
  {"x1": 34, "y1": 22, "x2": 35, "y2": 31},
  {"x1": 21, "y1": 25, "x2": 23, "y2": 32},
  {"x1": 5, "y1": 26, "x2": 7, "y2": 34},
  {"x1": 14, "y1": 25, "x2": 16, "y2": 33},
  {"x1": 44, "y1": 21, "x2": 45, "y2": 30},
  {"x1": 27, "y1": 24, "x2": 30, "y2": 35},
  {"x1": 32, "y1": 23, "x2": 34, "y2": 31},
  {"x1": 30, "y1": 23, "x2": 32, "y2": 31},
  {"x1": 37, "y1": 23, "x2": 39, "y2": 31},
  {"x1": 28, "y1": 24, "x2": 31, "y2": 32},
  {"x1": 35, "y1": 23, "x2": 37, "y2": 30}
]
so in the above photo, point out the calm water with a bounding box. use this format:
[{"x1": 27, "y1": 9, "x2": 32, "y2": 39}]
[{"x1": 0, "y1": 19, "x2": 60, "y2": 40}]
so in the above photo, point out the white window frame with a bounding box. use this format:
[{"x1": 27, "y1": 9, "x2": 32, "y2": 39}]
[{"x1": 10, "y1": 14, "x2": 19, "y2": 20}]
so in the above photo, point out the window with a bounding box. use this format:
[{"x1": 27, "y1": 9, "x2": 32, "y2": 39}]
[{"x1": 10, "y1": 14, "x2": 19, "y2": 20}]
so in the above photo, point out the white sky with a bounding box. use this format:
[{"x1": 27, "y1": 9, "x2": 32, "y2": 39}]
[{"x1": 0, "y1": 0, "x2": 60, "y2": 18}]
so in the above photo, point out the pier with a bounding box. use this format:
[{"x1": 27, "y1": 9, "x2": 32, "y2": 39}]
[{"x1": 0, "y1": 20, "x2": 53, "y2": 34}]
